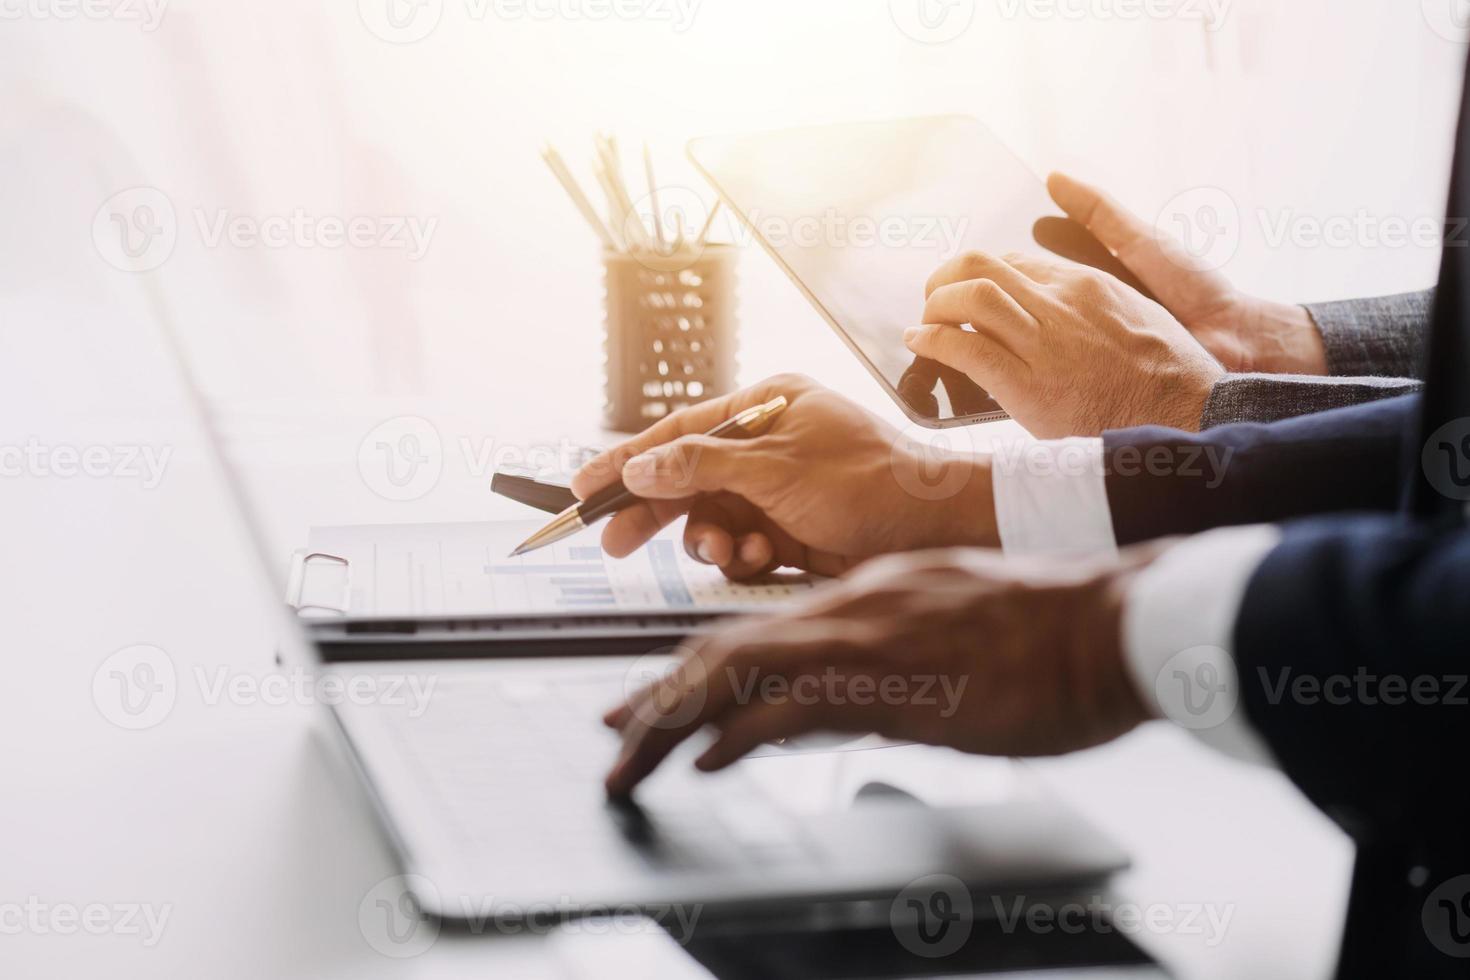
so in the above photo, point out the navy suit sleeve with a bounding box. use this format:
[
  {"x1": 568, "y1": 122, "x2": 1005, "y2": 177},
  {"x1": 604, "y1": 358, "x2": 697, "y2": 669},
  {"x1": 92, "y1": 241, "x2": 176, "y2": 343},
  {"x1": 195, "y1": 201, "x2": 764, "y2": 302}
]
[
  {"x1": 1235, "y1": 516, "x2": 1470, "y2": 828},
  {"x1": 1231, "y1": 515, "x2": 1470, "y2": 977},
  {"x1": 1102, "y1": 394, "x2": 1419, "y2": 545}
]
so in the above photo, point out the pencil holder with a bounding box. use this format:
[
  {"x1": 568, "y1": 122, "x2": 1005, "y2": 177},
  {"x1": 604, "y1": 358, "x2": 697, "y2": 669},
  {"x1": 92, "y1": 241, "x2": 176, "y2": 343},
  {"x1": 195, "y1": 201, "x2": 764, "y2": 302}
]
[{"x1": 603, "y1": 245, "x2": 739, "y2": 433}]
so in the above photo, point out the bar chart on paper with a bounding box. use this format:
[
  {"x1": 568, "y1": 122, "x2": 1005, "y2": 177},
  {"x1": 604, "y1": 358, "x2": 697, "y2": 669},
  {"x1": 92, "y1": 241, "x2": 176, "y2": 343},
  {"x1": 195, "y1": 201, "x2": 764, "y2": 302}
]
[
  {"x1": 484, "y1": 538, "x2": 695, "y2": 611},
  {"x1": 487, "y1": 545, "x2": 620, "y2": 610},
  {"x1": 305, "y1": 520, "x2": 817, "y2": 617}
]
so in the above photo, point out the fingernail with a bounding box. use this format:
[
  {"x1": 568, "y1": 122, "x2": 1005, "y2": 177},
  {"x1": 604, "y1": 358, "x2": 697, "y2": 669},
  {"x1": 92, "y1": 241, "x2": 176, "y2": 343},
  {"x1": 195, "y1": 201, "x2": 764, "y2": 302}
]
[
  {"x1": 622, "y1": 453, "x2": 656, "y2": 488},
  {"x1": 903, "y1": 327, "x2": 920, "y2": 344},
  {"x1": 739, "y1": 537, "x2": 765, "y2": 566},
  {"x1": 696, "y1": 539, "x2": 715, "y2": 564}
]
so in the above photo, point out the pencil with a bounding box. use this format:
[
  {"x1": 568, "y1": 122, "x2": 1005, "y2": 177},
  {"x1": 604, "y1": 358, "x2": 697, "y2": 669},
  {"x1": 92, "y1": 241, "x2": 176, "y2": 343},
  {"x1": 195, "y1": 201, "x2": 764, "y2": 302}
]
[
  {"x1": 541, "y1": 145, "x2": 619, "y2": 252},
  {"x1": 643, "y1": 143, "x2": 665, "y2": 249}
]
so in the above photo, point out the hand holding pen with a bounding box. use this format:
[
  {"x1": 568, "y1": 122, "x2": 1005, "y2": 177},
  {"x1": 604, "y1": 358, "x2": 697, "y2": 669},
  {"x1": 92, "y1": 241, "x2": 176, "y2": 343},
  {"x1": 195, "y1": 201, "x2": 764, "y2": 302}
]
[
  {"x1": 553, "y1": 376, "x2": 999, "y2": 580},
  {"x1": 511, "y1": 396, "x2": 790, "y2": 556}
]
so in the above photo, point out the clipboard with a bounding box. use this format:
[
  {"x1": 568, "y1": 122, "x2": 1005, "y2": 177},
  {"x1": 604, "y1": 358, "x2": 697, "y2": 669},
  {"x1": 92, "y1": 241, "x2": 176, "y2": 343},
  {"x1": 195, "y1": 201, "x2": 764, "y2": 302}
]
[
  {"x1": 284, "y1": 524, "x2": 747, "y2": 662},
  {"x1": 286, "y1": 464, "x2": 585, "y2": 619},
  {"x1": 286, "y1": 507, "x2": 819, "y2": 661}
]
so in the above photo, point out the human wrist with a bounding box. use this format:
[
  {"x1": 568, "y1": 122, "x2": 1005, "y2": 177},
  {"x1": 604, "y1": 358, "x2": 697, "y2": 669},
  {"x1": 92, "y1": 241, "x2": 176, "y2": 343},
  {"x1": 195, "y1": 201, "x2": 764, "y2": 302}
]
[
  {"x1": 896, "y1": 452, "x2": 997, "y2": 550},
  {"x1": 1242, "y1": 299, "x2": 1328, "y2": 375},
  {"x1": 1070, "y1": 556, "x2": 1160, "y2": 741},
  {"x1": 956, "y1": 455, "x2": 999, "y2": 548},
  {"x1": 1156, "y1": 363, "x2": 1221, "y2": 433}
]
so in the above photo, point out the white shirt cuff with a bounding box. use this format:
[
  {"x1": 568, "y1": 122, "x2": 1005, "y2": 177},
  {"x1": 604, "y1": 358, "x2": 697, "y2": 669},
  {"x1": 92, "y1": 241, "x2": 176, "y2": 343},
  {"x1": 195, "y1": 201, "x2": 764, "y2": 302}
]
[
  {"x1": 1123, "y1": 525, "x2": 1283, "y2": 767},
  {"x1": 992, "y1": 438, "x2": 1117, "y2": 558}
]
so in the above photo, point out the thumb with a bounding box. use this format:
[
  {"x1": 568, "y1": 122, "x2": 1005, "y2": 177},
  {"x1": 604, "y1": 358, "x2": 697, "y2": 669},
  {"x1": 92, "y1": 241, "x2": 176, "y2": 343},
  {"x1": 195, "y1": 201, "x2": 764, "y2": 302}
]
[
  {"x1": 620, "y1": 435, "x2": 766, "y2": 500},
  {"x1": 1047, "y1": 172, "x2": 1153, "y2": 255},
  {"x1": 904, "y1": 324, "x2": 1013, "y2": 382},
  {"x1": 1047, "y1": 172, "x2": 1203, "y2": 291}
]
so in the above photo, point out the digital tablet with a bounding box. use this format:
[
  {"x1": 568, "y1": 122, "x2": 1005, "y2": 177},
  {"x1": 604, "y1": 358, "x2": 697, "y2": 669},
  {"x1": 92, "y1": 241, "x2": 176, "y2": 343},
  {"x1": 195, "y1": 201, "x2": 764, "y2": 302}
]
[{"x1": 689, "y1": 115, "x2": 1059, "y2": 428}]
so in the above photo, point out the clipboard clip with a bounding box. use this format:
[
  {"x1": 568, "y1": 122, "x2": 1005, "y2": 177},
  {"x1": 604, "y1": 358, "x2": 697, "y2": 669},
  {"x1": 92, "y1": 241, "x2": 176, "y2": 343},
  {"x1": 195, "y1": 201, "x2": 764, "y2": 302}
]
[{"x1": 286, "y1": 551, "x2": 351, "y2": 617}]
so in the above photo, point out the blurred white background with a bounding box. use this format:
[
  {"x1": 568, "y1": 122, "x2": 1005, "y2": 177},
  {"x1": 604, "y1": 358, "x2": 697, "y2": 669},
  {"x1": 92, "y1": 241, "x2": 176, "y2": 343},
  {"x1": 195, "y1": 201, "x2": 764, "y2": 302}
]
[{"x1": 3, "y1": 0, "x2": 1463, "y2": 410}]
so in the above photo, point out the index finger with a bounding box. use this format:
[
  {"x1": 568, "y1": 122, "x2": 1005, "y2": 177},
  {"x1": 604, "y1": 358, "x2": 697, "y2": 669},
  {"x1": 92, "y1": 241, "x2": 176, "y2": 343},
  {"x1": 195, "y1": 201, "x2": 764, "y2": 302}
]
[
  {"x1": 570, "y1": 374, "x2": 813, "y2": 500},
  {"x1": 605, "y1": 618, "x2": 874, "y2": 795},
  {"x1": 924, "y1": 251, "x2": 1044, "y2": 305}
]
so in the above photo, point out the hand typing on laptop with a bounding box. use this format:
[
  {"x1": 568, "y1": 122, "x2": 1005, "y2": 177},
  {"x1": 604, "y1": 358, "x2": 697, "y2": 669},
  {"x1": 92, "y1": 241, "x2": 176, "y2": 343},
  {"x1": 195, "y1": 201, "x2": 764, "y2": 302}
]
[{"x1": 603, "y1": 543, "x2": 1171, "y2": 796}]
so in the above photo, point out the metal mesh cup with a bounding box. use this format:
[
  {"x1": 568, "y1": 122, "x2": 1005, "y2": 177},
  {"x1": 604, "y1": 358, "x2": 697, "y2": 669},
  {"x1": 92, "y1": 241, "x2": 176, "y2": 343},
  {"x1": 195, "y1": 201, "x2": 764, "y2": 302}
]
[{"x1": 602, "y1": 244, "x2": 738, "y2": 433}]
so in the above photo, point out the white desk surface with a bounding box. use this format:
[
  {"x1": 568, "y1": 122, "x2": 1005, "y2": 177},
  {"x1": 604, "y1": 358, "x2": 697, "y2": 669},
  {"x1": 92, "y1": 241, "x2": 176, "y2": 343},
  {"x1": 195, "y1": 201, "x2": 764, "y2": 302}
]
[{"x1": 2, "y1": 277, "x2": 1353, "y2": 980}]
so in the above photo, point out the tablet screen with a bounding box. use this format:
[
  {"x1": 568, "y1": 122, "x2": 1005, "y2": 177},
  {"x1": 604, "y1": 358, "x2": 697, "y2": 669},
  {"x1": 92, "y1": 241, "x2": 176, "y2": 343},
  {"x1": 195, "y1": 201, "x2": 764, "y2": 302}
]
[{"x1": 689, "y1": 116, "x2": 1059, "y2": 427}]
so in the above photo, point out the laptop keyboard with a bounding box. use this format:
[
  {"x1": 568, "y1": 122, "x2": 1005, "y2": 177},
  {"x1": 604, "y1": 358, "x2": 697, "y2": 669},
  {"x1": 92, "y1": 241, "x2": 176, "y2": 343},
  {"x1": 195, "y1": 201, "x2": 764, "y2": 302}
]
[{"x1": 371, "y1": 669, "x2": 825, "y2": 874}]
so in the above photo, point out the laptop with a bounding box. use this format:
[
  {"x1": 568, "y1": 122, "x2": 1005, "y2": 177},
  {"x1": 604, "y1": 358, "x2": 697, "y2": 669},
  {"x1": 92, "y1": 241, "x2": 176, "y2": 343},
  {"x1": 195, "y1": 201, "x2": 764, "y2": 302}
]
[{"x1": 108, "y1": 140, "x2": 1130, "y2": 931}]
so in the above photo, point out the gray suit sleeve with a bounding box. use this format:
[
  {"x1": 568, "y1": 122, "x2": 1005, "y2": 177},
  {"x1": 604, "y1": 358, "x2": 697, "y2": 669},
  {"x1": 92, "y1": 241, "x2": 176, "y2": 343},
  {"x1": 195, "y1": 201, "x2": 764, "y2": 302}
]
[
  {"x1": 1200, "y1": 373, "x2": 1424, "y2": 427},
  {"x1": 1304, "y1": 289, "x2": 1433, "y2": 378},
  {"x1": 1197, "y1": 289, "x2": 1433, "y2": 428}
]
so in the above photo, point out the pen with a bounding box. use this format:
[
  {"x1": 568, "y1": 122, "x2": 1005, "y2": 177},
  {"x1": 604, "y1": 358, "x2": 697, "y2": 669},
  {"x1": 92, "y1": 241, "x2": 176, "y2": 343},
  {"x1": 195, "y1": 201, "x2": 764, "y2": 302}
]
[{"x1": 508, "y1": 396, "x2": 790, "y2": 557}]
